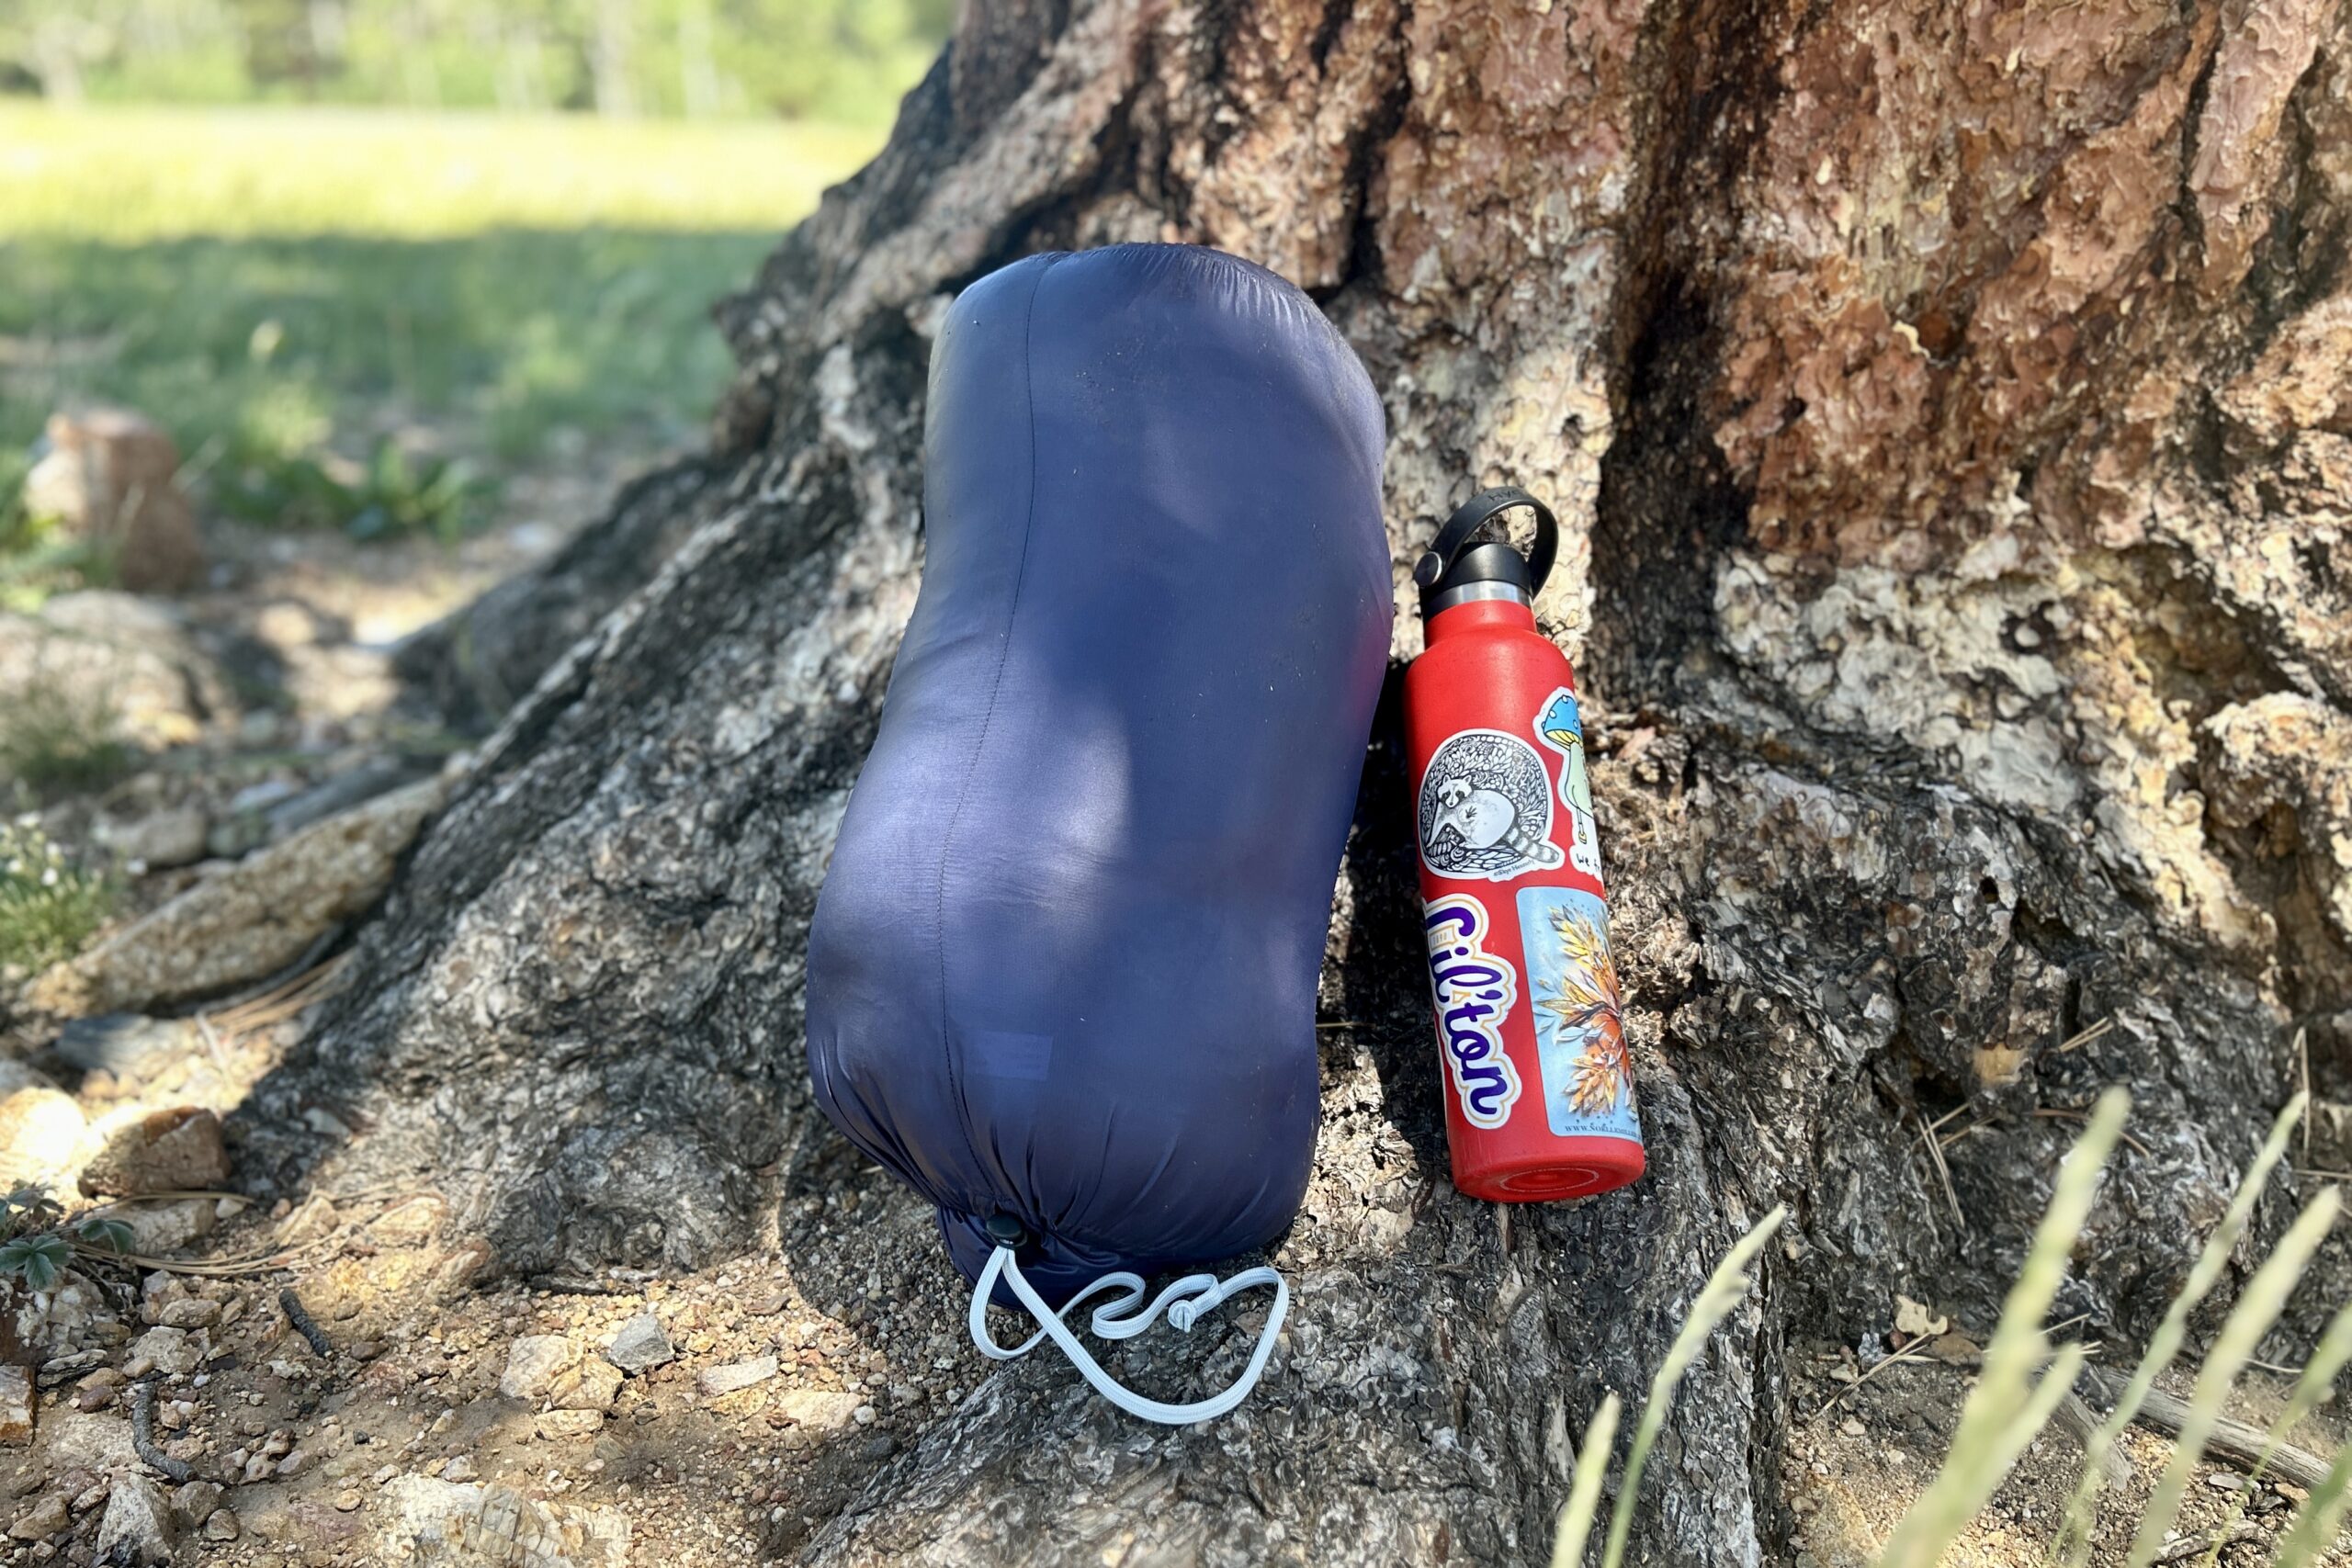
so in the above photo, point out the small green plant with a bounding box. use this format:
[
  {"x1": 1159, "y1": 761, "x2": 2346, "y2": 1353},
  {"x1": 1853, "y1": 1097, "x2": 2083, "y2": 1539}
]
[
  {"x1": 0, "y1": 453, "x2": 119, "y2": 610},
  {"x1": 1553, "y1": 1089, "x2": 2352, "y2": 1566},
  {"x1": 0, "y1": 677, "x2": 131, "y2": 798},
  {"x1": 0, "y1": 1184, "x2": 134, "y2": 1292},
  {"x1": 212, "y1": 434, "x2": 495, "y2": 545},
  {"x1": 0, "y1": 818, "x2": 115, "y2": 975}
]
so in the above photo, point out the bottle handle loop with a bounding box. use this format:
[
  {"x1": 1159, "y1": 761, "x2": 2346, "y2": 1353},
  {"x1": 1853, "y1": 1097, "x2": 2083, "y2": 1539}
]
[{"x1": 1412, "y1": 486, "x2": 1558, "y2": 598}]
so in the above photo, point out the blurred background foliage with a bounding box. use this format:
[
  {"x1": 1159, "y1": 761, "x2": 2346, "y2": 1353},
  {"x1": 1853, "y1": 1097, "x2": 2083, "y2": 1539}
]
[
  {"x1": 0, "y1": 0, "x2": 955, "y2": 125},
  {"x1": 0, "y1": 3, "x2": 944, "y2": 555}
]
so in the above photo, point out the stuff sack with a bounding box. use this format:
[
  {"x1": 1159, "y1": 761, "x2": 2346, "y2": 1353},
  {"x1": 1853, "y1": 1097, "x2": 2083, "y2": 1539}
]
[{"x1": 805, "y1": 244, "x2": 1390, "y2": 1421}]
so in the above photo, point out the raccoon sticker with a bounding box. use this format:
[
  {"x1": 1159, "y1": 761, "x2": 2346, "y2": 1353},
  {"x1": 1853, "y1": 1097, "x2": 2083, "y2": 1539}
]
[{"x1": 1417, "y1": 728, "x2": 1563, "y2": 882}]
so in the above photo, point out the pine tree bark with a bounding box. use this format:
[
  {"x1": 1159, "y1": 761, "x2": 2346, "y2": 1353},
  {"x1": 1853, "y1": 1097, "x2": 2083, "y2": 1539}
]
[{"x1": 264, "y1": 0, "x2": 2352, "y2": 1562}]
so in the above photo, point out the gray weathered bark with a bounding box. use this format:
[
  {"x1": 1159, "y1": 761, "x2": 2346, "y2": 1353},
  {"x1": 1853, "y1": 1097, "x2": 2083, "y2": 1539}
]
[{"x1": 263, "y1": 0, "x2": 2352, "y2": 1561}]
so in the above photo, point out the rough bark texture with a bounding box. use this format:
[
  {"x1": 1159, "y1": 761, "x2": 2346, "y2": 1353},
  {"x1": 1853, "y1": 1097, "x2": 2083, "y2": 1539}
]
[{"x1": 260, "y1": 0, "x2": 2352, "y2": 1561}]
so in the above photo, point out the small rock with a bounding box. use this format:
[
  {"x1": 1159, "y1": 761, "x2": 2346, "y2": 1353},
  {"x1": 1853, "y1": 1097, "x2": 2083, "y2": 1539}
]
[
  {"x1": 0, "y1": 1062, "x2": 88, "y2": 1190},
  {"x1": 73, "y1": 1368, "x2": 122, "y2": 1413},
  {"x1": 79, "y1": 1106, "x2": 232, "y2": 1197},
  {"x1": 333, "y1": 1490, "x2": 361, "y2": 1512},
  {"x1": 2207, "y1": 1472, "x2": 2247, "y2": 1491},
  {"x1": 95, "y1": 809, "x2": 211, "y2": 873},
  {"x1": 860, "y1": 1433, "x2": 899, "y2": 1461},
  {"x1": 698, "y1": 1356, "x2": 780, "y2": 1397},
  {"x1": 375, "y1": 1475, "x2": 628, "y2": 1567},
  {"x1": 251, "y1": 602, "x2": 326, "y2": 650},
  {"x1": 157, "y1": 1297, "x2": 220, "y2": 1329},
  {"x1": 41, "y1": 1412, "x2": 138, "y2": 1470},
  {"x1": 1840, "y1": 1417, "x2": 1864, "y2": 1437},
  {"x1": 115, "y1": 1198, "x2": 216, "y2": 1255},
  {"x1": 127, "y1": 1325, "x2": 202, "y2": 1376},
  {"x1": 303, "y1": 1105, "x2": 354, "y2": 1138},
  {"x1": 242, "y1": 1456, "x2": 273, "y2": 1484},
  {"x1": 603, "y1": 1312, "x2": 674, "y2": 1375},
  {"x1": 7, "y1": 1493, "x2": 67, "y2": 1541},
  {"x1": 500, "y1": 1335, "x2": 581, "y2": 1401},
  {"x1": 23, "y1": 406, "x2": 204, "y2": 594},
  {"x1": 558, "y1": 1358, "x2": 624, "y2": 1413},
  {"x1": 34, "y1": 778, "x2": 447, "y2": 1014},
  {"x1": 853, "y1": 1404, "x2": 876, "y2": 1426},
  {"x1": 0, "y1": 1365, "x2": 30, "y2": 1447},
  {"x1": 15, "y1": 1267, "x2": 108, "y2": 1358},
  {"x1": 204, "y1": 1507, "x2": 240, "y2": 1540},
  {"x1": 535, "y1": 1408, "x2": 603, "y2": 1439},
  {"x1": 52, "y1": 1015, "x2": 196, "y2": 1077},
  {"x1": 774, "y1": 1390, "x2": 862, "y2": 1431},
  {"x1": 94, "y1": 1472, "x2": 176, "y2": 1565},
  {"x1": 171, "y1": 1480, "x2": 223, "y2": 1528},
  {"x1": 438, "y1": 1456, "x2": 477, "y2": 1483},
  {"x1": 276, "y1": 1449, "x2": 310, "y2": 1478},
  {"x1": 364, "y1": 1195, "x2": 445, "y2": 1247},
  {"x1": 0, "y1": 593, "x2": 224, "y2": 759}
]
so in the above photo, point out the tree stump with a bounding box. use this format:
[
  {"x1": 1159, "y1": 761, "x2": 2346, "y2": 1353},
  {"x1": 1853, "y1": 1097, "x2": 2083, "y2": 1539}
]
[{"x1": 252, "y1": 1, "x2": 2352, "y2": 1560}]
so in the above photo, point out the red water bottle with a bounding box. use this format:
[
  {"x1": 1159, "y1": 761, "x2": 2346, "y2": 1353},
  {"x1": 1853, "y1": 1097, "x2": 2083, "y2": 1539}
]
[{"x1": 1404, "y1": 488, "x2": 1644, "y2": 1202}]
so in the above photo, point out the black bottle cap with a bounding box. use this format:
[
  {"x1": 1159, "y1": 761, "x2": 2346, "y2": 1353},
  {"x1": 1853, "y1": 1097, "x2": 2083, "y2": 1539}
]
[{"x1": 1413, "y1": 486, "x2": 1558, "y2": 617}]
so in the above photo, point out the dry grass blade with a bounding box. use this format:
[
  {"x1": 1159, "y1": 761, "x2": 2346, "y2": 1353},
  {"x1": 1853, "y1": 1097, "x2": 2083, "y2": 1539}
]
[
  {"x1": 2096, "y1": 1371, "x2": 2336, "y2": 1492},
  {"x1": 2251, "y1": 1301, "x2": 2352, "y2": 1480},
  {"x1": 1550, "y1": 1393, "x2": 1620, "y2": 1568},
  {"x1": 1919, "y1": 1116, "x2": 1967, "y2": 1231},
  {"x1": 115, "y1": 1251, "x2": 301, "y2": 1277},
  {"x1": 1600, "y1": 1206, "x2": 1787, "y2": 1568},
  {"x1": 2273, "y1": 1438, "x2": 2352, "y2": 1568},
  {"x1": 2056, "y1": 1090, "x2": 2307, "y2": 1568},
  {"x1": 82, "y1": 1190, "x2": 243, "y2": 1208},
  {"x1": 2159, "y1": 1521, "x2": 2265, "y2": 1564},
  {"x1": 205, "y1": 952, "x2": 350, "y2": 1033},
  {"x1": 2186, "y1": 1300, "x2": 2352, "y2": 1568},
  {"x1": 1813, "y1": 1342, "x2": 1936, "y2": 1420},
  {"x1": 1879, "y1": 1088, "x2": 2127, "y2": 1568},
  {"x1": 2122, "y1": 1187, "x2": 2342, "y2": 1568},
  {"x1": 112, "y1": 1231, "x2": 340, "y2": 1278},
  {"x1": 2300, "y1": 1027, "x2": 2312, "y2": 1168},
  {"x1": 2057, "y1": 1017, "x2": 2116, "y2": 1054}
]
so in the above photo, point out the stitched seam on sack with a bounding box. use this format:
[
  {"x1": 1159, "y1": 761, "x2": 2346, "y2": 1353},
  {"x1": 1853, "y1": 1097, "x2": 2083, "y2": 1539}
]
[{"x1": 933, "y1": 252, "x2": 1061, "y2": 1216}]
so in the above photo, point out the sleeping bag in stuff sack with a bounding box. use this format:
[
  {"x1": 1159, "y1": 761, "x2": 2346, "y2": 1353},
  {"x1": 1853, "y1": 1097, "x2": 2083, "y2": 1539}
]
[{"x1": 803, "y1": 243, "x2": 1391, "y2": 1423}]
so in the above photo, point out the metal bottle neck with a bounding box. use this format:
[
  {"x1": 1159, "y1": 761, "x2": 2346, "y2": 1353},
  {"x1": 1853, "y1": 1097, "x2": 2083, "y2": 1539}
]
[{"x1": 1423, "y1": 579, "x2": 1532, "y2": 616}]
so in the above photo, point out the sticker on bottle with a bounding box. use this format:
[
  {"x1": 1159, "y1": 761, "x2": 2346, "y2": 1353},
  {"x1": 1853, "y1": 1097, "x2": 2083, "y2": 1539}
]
[
  {"x1": 1514, "y1": 885, "x2": 1638, "y2": 1141},
  {"x1": 1417, "y1": 729, "x2": 1563, "y2": 882},
  {"x1": 1533, "y1": 688, "x2": 1602, "y2": 883},
  {"x1": 1423, "y1": 895, "x2": 1522, "y2": 1129}
]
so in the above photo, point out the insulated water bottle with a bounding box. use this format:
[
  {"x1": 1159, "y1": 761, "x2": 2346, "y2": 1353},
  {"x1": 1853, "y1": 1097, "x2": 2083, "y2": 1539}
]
[{"x1": 1404, "y1": 487, "x2": 1644, "y2": 1201}]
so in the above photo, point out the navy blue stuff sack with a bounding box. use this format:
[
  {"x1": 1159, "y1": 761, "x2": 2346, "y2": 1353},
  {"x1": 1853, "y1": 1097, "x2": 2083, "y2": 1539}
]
[{"x1": 804, "y1": 245, "x2": 1391, "y2": 1421}]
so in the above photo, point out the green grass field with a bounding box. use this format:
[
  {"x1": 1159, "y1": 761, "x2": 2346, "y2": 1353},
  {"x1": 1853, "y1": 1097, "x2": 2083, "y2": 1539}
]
[{"x1": 0, "y1": 105, "x2": 881, "y2": 540}]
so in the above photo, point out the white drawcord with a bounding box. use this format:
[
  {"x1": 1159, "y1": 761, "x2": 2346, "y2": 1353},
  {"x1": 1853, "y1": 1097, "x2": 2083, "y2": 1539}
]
[{"x1": 967, "y1": 1245, "x2": 1288, "y2": 1424}]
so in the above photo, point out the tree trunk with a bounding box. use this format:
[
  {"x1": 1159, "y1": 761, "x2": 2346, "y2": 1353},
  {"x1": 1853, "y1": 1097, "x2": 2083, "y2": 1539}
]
[{"x1": 266, "y1": 0, "x2": 2352, "y2": 1562}]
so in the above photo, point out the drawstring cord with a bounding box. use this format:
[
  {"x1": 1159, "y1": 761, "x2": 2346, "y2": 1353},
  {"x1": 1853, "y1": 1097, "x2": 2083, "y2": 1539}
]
[{"x1": 967, "y1": 1246, "x2": 1288, "y2": 1424}]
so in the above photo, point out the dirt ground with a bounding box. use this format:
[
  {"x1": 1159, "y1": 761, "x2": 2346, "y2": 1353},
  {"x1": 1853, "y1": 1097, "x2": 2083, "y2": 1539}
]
[{"x1": 1783, "y1": 1340, "x2": 2345, "y2": 1567}]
